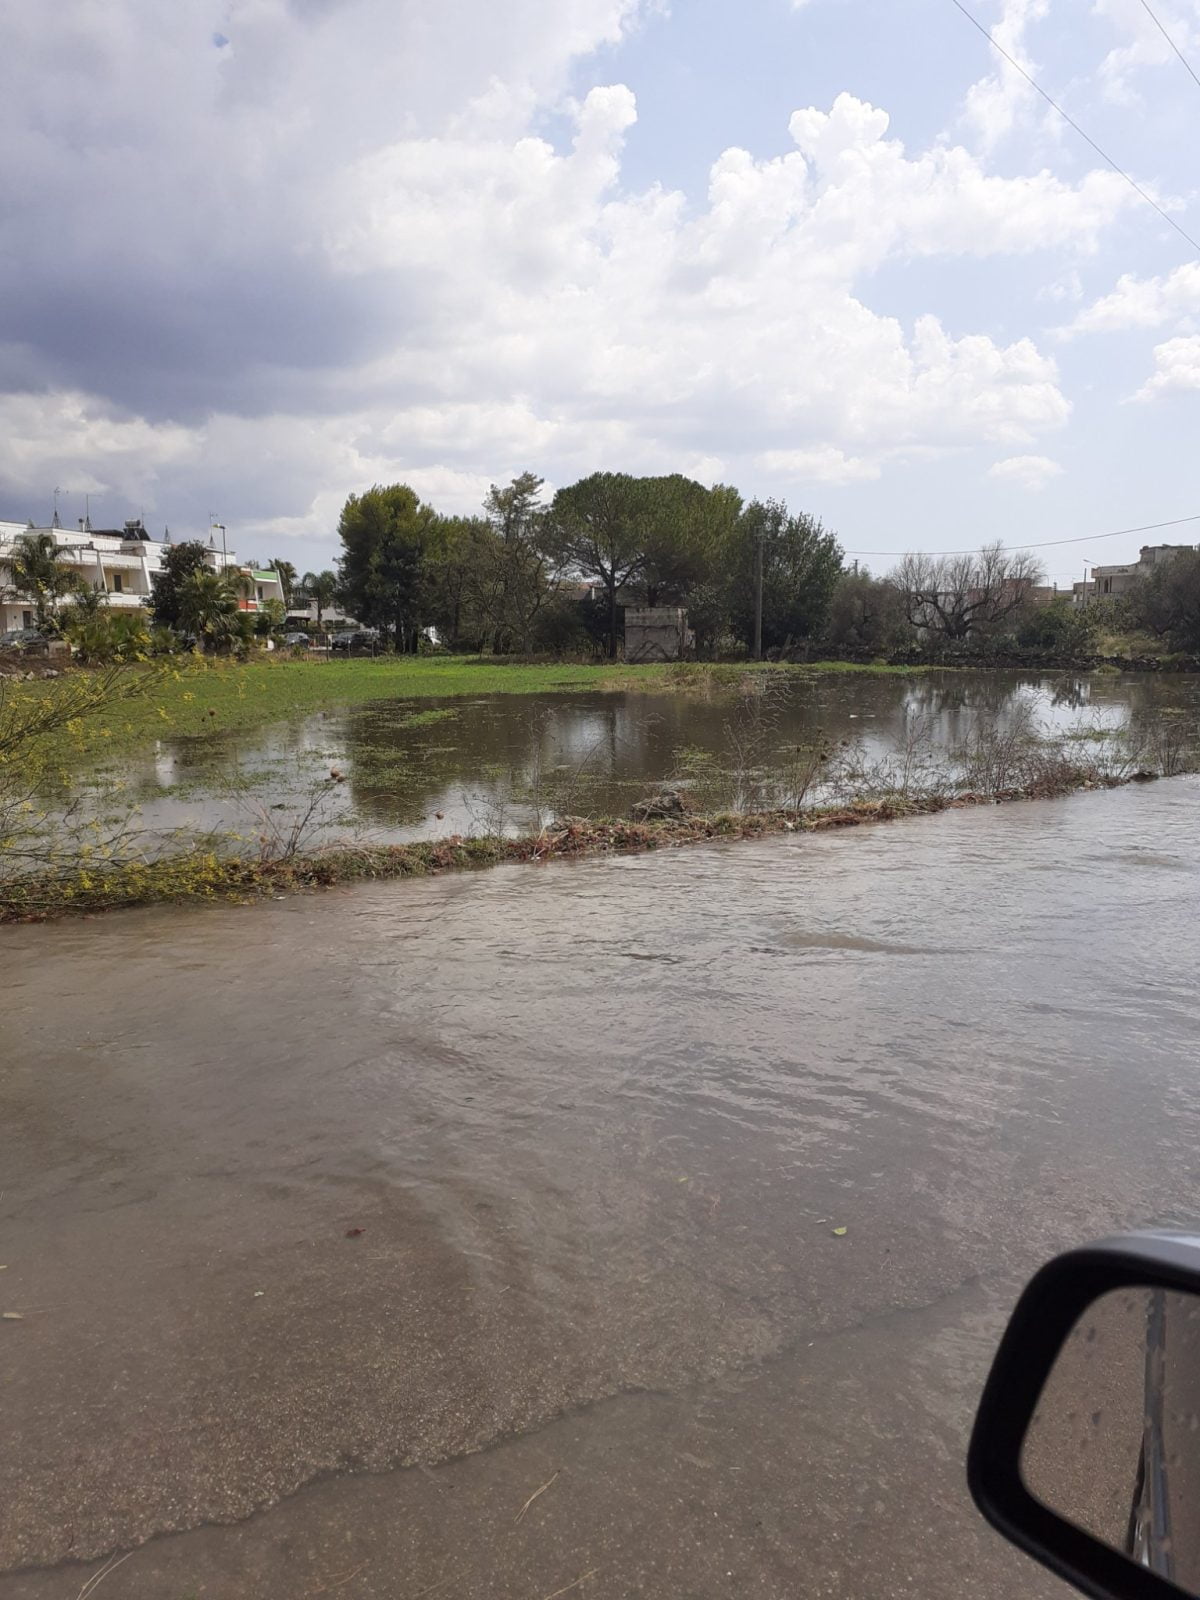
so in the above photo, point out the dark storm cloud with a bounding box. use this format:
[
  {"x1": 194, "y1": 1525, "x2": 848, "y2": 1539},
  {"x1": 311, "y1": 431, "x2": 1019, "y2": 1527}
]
[{"x1": 0, "y1": 259, "x2": 430, "y2": 421}]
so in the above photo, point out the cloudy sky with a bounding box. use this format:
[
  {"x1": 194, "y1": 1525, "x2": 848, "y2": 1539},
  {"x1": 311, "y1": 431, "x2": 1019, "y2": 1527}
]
[{"x1": 4, "y1": 0, "x2": 1200, "y2": 583}]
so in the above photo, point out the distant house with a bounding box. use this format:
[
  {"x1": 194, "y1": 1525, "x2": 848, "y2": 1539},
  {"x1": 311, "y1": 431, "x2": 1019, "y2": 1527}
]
[
  {"x1": 1084, "y1": 543, "x2": 1196, "y2": 604},
  {"x1": 237, "y1": 568, "x2": 287, "y2": 611},
  {"x1": 0, "y1": 517, "x2": 283, "y2": 632},
  {"x1": 285, "y1": 599, "x2": 358, "y2": 631}
]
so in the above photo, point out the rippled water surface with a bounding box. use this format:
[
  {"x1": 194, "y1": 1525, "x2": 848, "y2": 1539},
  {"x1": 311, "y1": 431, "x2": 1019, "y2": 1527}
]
[{"x1": 3, "y1": 777, "x2": 1200, "y2": 1596}]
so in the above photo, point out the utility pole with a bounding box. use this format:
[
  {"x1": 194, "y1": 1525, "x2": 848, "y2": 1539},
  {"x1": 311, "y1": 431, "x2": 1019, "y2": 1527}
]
[{"x1": 753, "y1": 527, "x2": 764, "y2": 661}]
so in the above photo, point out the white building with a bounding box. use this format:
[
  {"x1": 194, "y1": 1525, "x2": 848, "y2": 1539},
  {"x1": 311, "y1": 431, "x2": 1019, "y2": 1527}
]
[
  {"x1": 285, "y1": 598, "x2": 357, "y2": 631},
  {"x1": 0, "y1": 519, "x2": 286, "y2": 633}
]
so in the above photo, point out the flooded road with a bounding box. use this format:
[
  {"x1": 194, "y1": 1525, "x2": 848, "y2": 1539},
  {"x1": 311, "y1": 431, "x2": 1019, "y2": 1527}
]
[{"x1": 3, "y1": 779, "x2": 1200, "y2": 1598}]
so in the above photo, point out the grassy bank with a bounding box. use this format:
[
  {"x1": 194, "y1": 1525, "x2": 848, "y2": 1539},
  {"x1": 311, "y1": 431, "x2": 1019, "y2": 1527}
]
[
  {"x1": 15, "y1": 655, "x2": 932, "y2": 767},
  {"x1": 0, "y1": 770, "x2": 1156, "y2": 923}
]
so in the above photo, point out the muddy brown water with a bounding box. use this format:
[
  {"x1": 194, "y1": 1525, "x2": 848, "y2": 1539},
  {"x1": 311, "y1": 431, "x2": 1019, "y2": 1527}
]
[
  {"x1": 2, "y1": 778, "x2": 1200, "y2": 1598},
  {"x1": 79, "y1": 668, "x2": 1200, "y2": 847}
]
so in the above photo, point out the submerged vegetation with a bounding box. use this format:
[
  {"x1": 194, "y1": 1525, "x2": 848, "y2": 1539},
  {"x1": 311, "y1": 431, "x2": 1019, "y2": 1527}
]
[
  {"x1": 8, "y1": 654, "x2": 925, "y2": 767},
  {"x1": 2, "y1": 662, "x2": 1196, "y2": 922},
  {"x1": 0, "y1": 783, "x2": 1140, "y2": 922}
]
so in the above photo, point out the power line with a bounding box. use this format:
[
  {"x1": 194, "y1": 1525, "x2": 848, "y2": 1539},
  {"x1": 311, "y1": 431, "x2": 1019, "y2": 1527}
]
[
  {"x1": 948, "y1": 0, "x2": 1200, "y2": 256},
  {"x1": 844, "y1": 512, "x2": 1200, "y2": 558},
  {"x1": 1137, "y1": 0, "x2": 1200, "y2": 96}
]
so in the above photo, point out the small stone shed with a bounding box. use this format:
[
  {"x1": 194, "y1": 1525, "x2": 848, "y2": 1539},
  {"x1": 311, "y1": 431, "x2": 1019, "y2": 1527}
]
[{"x1": 624, "y1": 606, "x2": 691, "y2": 662}]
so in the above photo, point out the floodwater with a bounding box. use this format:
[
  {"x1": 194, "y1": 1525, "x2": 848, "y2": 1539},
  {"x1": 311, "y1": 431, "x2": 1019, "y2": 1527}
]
[
  {"x1": 76, "y1": 667, "x2": 1200, "y2": 847},
  {"x1": 3, "y1": 776, "x2": 1200, "y2": 1598}
]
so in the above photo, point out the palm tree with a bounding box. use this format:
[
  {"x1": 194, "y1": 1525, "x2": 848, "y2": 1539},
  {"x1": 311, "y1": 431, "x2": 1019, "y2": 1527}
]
[
  {"x1": 177, "y1": 569, "x2": 239, "y2": 651},
  {"x1": 269, "y1": 558, "x2": 297, "y2": 606},
  {"x1": 5, "y1": 532, "x2": 86, "y2": 631},
  {"x1": 60, "y1": 586, "x2": 107, "y2": 629},
  {"x1": 300, "y1": 569, "x2": 339, "y2": 628}
]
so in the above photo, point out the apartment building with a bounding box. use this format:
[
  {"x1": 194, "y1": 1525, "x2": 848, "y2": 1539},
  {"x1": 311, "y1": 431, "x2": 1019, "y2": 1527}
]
[{"x1": 0, "y1": 519, "x2": 285, "y2": 632}]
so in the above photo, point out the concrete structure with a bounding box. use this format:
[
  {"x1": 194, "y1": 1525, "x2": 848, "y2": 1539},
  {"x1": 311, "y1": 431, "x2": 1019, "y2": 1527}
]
[
  {"x1": 1086, "y1": 544, "x2": 1195, "y2": 603},
  {"x1": 624, "y1": 606, "x2": 691, "y2": 662},
  {"x1": 285, "y1": 599, "x2": 357, "y2": 631},
  {"x1": 0, "y1": 518, "x2": 283, "y2": 633}
]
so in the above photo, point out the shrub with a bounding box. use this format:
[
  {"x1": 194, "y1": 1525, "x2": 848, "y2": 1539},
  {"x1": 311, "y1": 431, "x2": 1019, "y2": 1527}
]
[
  {"x1": 63, "y1": 611, "x2": 154, "y2": 664},
  {"x1": 1013, "y1": 598, "x2": 1097, "y2": 655}
]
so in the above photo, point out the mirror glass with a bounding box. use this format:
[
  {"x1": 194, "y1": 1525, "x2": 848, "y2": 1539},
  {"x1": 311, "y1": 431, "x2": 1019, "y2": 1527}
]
[{"x1": 1021, "y1": 1286, "x2": 1200, "y2": 1593}]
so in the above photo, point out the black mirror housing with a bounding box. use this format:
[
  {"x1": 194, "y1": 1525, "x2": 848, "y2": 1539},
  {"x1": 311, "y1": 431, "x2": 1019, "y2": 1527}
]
[{"x1": 970, "y1": 1232, "x2": 1200, "y2": 1600}]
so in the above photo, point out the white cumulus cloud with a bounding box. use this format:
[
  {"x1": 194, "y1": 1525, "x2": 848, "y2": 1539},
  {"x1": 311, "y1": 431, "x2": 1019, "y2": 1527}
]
[
  {"x1": 0, "y1": 4, "x2": 1141, "y2": 563},
  {"x1": 959, "y1": 0, "x2": 1050, "y2": 150},
  {"x1": 1093, "y1": 0, "x2": 1200, "y2": 104},
  {"x1": 1061, "y1": 262, "x2": 1200, "y2": 336},
  {"x1": 986, "y1": 453, "x2": 1064, "y2": 489},
  {"x1": 1133, "y1": 335, "x2": 1200, "y2": 400}
]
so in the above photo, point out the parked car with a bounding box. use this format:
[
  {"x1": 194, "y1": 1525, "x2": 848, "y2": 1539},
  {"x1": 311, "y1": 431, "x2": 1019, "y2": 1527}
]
[
  {"x1": 330, "y1": 629, "x2": 380, "y2": 654},
  {"x1": 283, "y1": 631, "x2": 311, "y2": 647},
  {"x1": 0, "y1": 627, "x2": 43, "y2": 649}
]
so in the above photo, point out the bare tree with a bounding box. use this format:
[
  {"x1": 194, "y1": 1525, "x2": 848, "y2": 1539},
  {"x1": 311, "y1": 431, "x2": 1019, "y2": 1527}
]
[{"x1": 893, "y1": 541, "x2": 1044, "y2": 643}]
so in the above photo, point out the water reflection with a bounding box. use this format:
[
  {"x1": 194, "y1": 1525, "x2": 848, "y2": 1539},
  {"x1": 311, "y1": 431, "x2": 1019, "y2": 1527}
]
[{"x1": 89, "y1": 668, "x2": 1200, "y2": 846}]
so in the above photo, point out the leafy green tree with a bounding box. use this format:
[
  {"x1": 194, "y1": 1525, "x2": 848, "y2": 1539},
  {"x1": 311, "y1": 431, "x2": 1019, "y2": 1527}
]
[
  {"x1": 684, "y1": 580, "x2": 733, "y2": 659},
  {"x1": 336, "y1": 485, "x2": 441, "y2": 652},
  {"x1": 300, "y1": 569, "x2": 339, "y2": 628},
  {"x1": 543, "y1": 473, "x2": 651, "y2": 659},
  {"x1": 824, "y1": 569, "x2": 911, "y2": 652},
  {"x1": 255, "y1": 597, "x2": 287, "y2": 637},
  {"x1": 638, "y1": 478, "x2": 741, "y2": 608},
  {"x1": 542, "y1": 473, "x2": 743, "y2": 657},
  {"x1": 530, "y1": 596, "x2": 592, "y2": 655},
  {"x1": 423, "y1": 517, "x2": 489, "y2": 651},
  {"x1": 1127, "y1": 550, "x2": 1200, "y2": 653},
  {"x1": 471, "y1": 472, "x2": 558, "y2": 652},
  {"x1": 729, "y1": 500, "x2": 843, "y2": 652},
  {"x1": 486, "y1": 471, "x2": 544, "y2": 546},
  {"x1": 1014, "y1": 596, "x2": 1097, "y2": 654},
  {"x1": 150, "y1": 540, "x2": 211, "y2": 629},
  {"x1": 4, "y1": 532, "x2": 86, "y2": 631}
]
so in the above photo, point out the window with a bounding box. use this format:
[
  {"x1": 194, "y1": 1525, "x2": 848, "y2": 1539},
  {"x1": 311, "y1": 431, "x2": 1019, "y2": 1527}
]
[
  {"x1": 257, "y1": 586, "x2": 264, "y2": 601},
  {"x1": 22, "y1": 609, "x2": 32, "y2": 628},
  {"x1": 112, "y1": 574, "x2": 123, "y2": 593}
]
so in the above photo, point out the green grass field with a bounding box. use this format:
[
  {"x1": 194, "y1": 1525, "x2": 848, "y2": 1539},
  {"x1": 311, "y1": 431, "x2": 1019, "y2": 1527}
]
[{"x1": 16, "y1": 654, "x2": 926, "y2": 766}]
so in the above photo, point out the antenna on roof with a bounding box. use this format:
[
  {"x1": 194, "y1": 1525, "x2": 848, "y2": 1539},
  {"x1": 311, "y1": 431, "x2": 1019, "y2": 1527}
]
[
  {"x1": 52, "y1": 486, "x2": 63, "y2": 528},
  {"x1": 84, "y1": 493, "x2": 92, "y2": 532}
]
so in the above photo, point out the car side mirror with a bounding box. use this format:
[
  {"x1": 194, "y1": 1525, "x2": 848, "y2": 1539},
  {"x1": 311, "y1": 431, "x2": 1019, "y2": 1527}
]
[{"x1": 969, "y1": 1233, "x2": 1200, "y2": 1600}]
